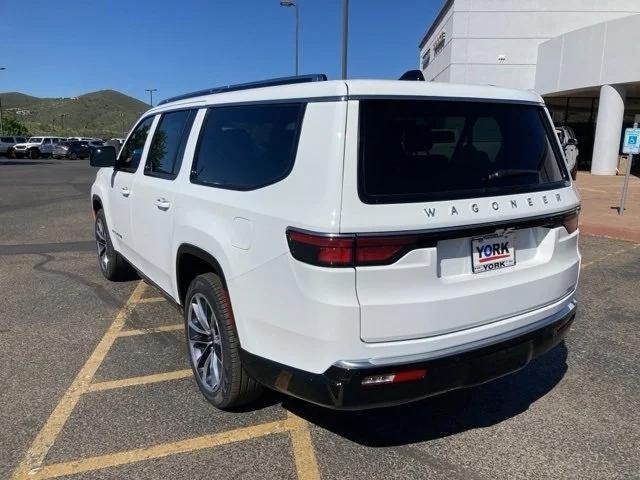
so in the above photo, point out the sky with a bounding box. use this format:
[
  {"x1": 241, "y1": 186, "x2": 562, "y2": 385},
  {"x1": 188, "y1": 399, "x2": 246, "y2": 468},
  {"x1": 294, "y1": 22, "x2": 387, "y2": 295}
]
[{"x1": 0, "y1": 0, "x2": 441, "y2": 103}]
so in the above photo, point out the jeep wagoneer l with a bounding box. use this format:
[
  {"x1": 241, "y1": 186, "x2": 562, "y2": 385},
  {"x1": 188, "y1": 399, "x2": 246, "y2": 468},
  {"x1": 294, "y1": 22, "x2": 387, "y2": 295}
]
[{"x1": 89, "y1": 74, "x2": 580, "y2": 409}]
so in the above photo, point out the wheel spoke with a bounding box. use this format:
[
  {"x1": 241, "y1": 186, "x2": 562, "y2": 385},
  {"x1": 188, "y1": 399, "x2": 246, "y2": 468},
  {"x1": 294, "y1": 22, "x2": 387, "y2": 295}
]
[
  {"x1": 196, "y1": 344, "x2": 212, "y2": 370},
  {"x1": 210, "y1": 351, "x2": 222, "y2": 388},
  {"x1": 188, "y1": 314, "x2": 209, "y2": 336},
  {"x1": 192, "y1": 297, "x2": 209, "y2": 331},
  {"x1": 96, "y1": 221, "x2": 106, "y2": 241}
]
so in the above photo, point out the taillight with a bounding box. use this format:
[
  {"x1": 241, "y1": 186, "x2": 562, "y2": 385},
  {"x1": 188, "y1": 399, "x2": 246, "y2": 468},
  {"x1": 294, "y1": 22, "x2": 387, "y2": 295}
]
[
  {"x1": 286, "y1": 229, "x2": 419, "y2": 267},
  {"x1": 286, "y1": 230, "x2": 354, "y2": 267},
  {"x1": 562, "y1": 211, "x2": 579, "y2": 234},
  {"x1": 355, "y1": 235, "x2": 418, "y2": 266}
]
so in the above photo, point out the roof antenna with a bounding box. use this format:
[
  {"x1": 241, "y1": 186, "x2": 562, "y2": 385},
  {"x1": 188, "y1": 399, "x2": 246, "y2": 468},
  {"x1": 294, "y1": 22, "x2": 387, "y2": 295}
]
[{"x1": 399, "y1": 70, "x2": 425, "y2": 81}]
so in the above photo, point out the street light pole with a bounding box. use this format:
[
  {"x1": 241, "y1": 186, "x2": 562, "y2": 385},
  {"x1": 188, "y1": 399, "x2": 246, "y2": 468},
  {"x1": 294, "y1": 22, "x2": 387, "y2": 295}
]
[
  {"x1": 341, "y1": 0, "x2": 349, "y2": 79},
  {"x1": 145, "y1": 88, "x2": 157, "y2": 107},
  {"x1": 0, "y1": 67, "x2": 6, "y2": 135},
  {"x1": 280, "y1": 1, "x2": 299, "y2": 76}
]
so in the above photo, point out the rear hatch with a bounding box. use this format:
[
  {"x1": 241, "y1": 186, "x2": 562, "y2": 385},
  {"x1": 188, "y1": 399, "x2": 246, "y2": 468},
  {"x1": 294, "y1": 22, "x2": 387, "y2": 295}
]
[{"x1": 341, "y1": 94, "x2": 580, "y2": 343}]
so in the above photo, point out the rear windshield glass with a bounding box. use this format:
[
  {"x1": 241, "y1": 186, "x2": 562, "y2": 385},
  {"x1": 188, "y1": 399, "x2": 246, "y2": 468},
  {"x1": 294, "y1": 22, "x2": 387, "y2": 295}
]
[{"x1": 358, "y1": 99, "x2": 569, "y2": 204}]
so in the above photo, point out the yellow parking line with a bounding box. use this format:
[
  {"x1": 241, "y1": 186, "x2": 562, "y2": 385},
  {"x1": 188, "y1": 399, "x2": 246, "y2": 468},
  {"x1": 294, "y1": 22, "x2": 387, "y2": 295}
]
[
  {"x1": 12, "y1": 282, "x2": 148, "y2": 480},
  {"x1": 28, "y1": 420, "x2": 291, "y2": 480},
  {"x1": 136, "y1": 297, "x2": 165, "y2": 304},
  {"x1": 118, "y1": 323, "x2": 183, "y2": 337},
  {"x1": 87, "y1": 369, "x2": 193, "y2": 392},
  {"x1": 288, "y1": 412, "x2": 321, "y2": 480}
]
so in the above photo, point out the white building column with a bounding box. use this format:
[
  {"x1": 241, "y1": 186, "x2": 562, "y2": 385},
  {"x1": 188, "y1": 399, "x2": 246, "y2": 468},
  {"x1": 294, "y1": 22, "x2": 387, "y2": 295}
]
[{"x1": 591, "y1": 84, "x2": 626, "y2": 175}]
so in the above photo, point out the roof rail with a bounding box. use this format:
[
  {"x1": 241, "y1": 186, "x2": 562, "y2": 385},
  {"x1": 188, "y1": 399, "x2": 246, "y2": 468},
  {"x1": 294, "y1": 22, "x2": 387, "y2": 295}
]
[{"x1": 158, "y1": 74, "x2": 328, "y2": 106}]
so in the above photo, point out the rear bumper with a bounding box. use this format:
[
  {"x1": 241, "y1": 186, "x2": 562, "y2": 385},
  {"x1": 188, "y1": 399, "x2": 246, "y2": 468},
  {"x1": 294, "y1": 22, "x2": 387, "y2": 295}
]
[{"x1": 241, "y1": 303, "x2": 576, "y2": 410}]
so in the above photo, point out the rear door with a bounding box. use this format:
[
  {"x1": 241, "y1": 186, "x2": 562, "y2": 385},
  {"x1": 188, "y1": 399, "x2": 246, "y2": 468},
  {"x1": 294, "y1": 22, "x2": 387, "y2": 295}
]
[
  {"x1": 130, "y1": 109, "x2": 197, "y2": 293},
  {"x1": 341, "y1": 98, "x2": 580, "y2": 343}
]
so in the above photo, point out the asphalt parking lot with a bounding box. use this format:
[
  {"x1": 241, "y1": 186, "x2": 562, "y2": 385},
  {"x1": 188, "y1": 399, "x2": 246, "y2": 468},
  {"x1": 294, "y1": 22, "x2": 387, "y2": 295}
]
[{"x1": 1, "y1": 157, "x2": 639, "y2": 480}]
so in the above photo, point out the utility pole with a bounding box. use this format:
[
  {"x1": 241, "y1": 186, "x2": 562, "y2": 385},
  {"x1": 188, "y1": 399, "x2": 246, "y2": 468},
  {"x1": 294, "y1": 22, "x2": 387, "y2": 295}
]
[
  {"x1": 60, "y1": 114, "x2": 65, "y2": 131},
  {"x1": 0, "y1": 67, "x2": 5, "y2": 135},
  {"x1": 145, "y1": 88, "x2": 157, "y2": 107},
  {"x1": 120, "y1": 112, "x2": 125, "y2": 138},
  {"x1": 341, "y1": 0, "x2": 349, "y2": 79}
]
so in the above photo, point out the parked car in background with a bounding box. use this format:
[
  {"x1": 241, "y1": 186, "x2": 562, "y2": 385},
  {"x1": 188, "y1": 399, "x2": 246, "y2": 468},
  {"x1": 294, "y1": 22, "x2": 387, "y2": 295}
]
[
  {"x1": 53, "y1": 140, "x2": 92, "y2": 159},
  {"x1": 11, "y1": 136, "x2": 63, "y2": 159},
  {"x1": 105, "y1": 138, "x2": 123, "y2": 154},
  {"x1": 555, "y1": 126, "x2": 579, "y2": 180},
  {"x1": 0, "y1": 136, "x2": 28, "y2": 157}
]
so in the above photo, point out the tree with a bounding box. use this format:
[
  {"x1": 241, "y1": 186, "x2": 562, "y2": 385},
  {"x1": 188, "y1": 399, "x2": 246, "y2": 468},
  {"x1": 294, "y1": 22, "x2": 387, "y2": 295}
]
[{"x1": 2, "y1": 115, "x2": 29, "y2": 136}]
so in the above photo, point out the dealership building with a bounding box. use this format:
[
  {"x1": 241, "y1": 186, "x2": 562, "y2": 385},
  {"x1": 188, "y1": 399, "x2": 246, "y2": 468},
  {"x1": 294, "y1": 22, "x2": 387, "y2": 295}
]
[{"x1": 419, "y1": 1, "x2": 640, "y2": 175}]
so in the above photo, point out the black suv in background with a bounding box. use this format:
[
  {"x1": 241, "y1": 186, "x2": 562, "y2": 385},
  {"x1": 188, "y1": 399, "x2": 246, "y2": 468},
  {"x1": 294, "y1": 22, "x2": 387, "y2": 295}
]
[{"x1": 52, "y1": 141, "x2": 92, "y2": 159}]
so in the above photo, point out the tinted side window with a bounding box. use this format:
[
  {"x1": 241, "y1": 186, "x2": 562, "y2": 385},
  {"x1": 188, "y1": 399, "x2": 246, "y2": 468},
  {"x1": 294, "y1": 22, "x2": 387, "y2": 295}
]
[
  {"x1": 117, "y1": 116, "x2": 154, "y2": 173},
  {"x1": 145, "y1": 109, "x2": 196, "y2": 179},
  {"x1": 1, "y1": 137, "x2": 13, "y2": 142},
  {"x1": 191, "y1": 103, "x2": 305, "y2": 190}
]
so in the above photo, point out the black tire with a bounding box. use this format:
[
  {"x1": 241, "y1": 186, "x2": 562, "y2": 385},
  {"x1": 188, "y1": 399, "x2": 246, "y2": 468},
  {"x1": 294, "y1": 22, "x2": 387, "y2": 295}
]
[
  {"x1": 69, "y1": 152, "x2": 77, "y2": 160},
  {"x1": 94, "y1": 209, "x2": 137, "y2": 281},
  {"x1": 184, "y1": 272, "x2": 262, "y2": 410},
  {"x1": 6, "y1": 148, "x2": 14, "y2": 159},
  {"x1": 29, "y1": 148, "x2": 39, "y2": 159}
]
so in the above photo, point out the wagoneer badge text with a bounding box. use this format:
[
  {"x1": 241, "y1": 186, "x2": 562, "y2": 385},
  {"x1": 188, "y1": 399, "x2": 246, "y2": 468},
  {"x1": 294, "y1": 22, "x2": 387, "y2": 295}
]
[{"x1": 423, "y1": 193, "x2": 563, "y2": 219}]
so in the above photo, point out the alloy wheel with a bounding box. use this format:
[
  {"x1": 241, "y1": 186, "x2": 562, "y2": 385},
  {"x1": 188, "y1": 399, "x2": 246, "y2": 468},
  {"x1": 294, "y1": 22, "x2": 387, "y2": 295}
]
[
  {"x1": 187, "y1": 293, "x2": 223, "y2": 392},
  {"x1": 95, "y1": 218, "x2": 109, "y2": 272}
]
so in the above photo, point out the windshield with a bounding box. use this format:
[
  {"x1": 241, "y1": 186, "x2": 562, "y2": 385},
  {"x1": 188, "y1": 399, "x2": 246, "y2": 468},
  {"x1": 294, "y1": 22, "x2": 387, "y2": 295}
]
[
  {"x1": 28, "y1": 137, "x2": 43, "y2": 143},
  {"x1": 358, "y1": 99, "x2": 569, "y2": 204}
]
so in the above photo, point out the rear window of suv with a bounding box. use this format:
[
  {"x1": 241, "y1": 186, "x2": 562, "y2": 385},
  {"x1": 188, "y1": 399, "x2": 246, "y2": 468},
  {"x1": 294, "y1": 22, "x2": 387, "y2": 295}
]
[{"x1": 358, "y1": 99, "x2": 569, "y2": 204}]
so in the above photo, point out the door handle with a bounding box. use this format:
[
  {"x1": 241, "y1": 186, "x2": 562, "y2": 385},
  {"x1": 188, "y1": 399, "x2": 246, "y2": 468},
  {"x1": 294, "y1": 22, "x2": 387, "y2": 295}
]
[
  {"x1": 154, "y1": 198, "x2": 172, "y2": 211},
  {"x1": 121, "y1": 187, "x2": 130, "y2": 197}
]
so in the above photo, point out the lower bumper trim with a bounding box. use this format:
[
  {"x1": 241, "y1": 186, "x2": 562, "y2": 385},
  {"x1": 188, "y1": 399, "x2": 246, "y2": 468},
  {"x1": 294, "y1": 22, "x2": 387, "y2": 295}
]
[{"x1": 240, "y1": 305, "x2": 576, "y2": 410}]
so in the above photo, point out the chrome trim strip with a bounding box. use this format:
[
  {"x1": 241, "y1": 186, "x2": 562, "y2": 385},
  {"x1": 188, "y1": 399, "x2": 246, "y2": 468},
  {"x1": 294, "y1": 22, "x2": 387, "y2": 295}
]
[
  {"x1": 353, "y1": 206, "x2": 580, "y2": 238},
  {"x1": 334, "y1": 297, "x2": 576, "y2": 369}
]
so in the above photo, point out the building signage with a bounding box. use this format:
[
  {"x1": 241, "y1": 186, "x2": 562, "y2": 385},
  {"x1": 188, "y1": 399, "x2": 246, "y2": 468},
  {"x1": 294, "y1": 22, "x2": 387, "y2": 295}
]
[
  {"x1": 433, "y1": 31, "x2": 446, "y2": 55},
  {"x1": 622, "y1": 128, "x2": 640, "y2": 155}
]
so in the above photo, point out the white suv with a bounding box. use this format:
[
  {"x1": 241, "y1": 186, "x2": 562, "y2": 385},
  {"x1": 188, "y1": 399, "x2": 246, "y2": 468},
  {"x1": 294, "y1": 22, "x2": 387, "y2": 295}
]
[
  {"x1": 12, "y1": 136, "x2": 63, "y2": 158},
  {"x1": 90, "y1": 75, "x2": 580, "y2": 410}
]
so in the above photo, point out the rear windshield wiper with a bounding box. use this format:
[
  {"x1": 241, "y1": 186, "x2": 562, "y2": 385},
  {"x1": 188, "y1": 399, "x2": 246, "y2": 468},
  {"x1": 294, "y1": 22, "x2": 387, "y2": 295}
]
[{"x1": 483, "y1": 169, "x2": 540, "y2": 182}]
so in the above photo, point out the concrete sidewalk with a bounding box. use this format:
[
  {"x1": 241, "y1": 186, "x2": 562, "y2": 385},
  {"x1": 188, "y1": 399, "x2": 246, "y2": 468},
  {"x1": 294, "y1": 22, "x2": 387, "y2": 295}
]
[{"x1": 575, "y1": 171, "x2": 640, "y2": 243}]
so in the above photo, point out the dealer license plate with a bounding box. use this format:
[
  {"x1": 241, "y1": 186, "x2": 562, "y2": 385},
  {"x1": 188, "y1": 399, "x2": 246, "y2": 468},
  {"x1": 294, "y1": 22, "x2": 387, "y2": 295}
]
[{"x1": 471, "y1": 233, "x2": 516, "y2": 273}]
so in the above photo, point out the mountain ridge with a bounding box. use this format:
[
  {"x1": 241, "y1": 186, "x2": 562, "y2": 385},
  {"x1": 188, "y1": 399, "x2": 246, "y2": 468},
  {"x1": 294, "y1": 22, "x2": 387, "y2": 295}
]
[{"x1": 0, "y1": 90, "x2": 149, "y2": 138}]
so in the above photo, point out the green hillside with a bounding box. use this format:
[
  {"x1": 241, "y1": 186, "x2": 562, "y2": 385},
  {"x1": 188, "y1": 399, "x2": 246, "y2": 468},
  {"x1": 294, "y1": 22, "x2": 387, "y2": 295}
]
[{"x1": 0, "y1": 90, "x2": 150, "y2": 138}]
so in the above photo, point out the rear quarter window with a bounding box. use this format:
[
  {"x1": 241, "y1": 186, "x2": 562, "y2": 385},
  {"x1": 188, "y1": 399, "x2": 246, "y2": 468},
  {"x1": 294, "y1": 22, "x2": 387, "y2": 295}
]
[
  {"x1": 358, "y1": 99, "x2": 569, "y2": 204},
  {"x1": 191, "y1": 103, "x2": 306, "y2": 191}
]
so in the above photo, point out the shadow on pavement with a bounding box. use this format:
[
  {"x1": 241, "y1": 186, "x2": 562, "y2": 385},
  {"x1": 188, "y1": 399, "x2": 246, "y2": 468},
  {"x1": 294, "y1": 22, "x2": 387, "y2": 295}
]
[{"x1": 283, "y1": 343, "x2": 568, "y2": 447}]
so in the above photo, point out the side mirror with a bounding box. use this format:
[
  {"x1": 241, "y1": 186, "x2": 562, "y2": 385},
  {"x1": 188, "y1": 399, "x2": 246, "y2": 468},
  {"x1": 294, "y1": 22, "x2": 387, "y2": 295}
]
[{"x1": 90, "y1": 146, "x2": 117, "y2": 167}]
